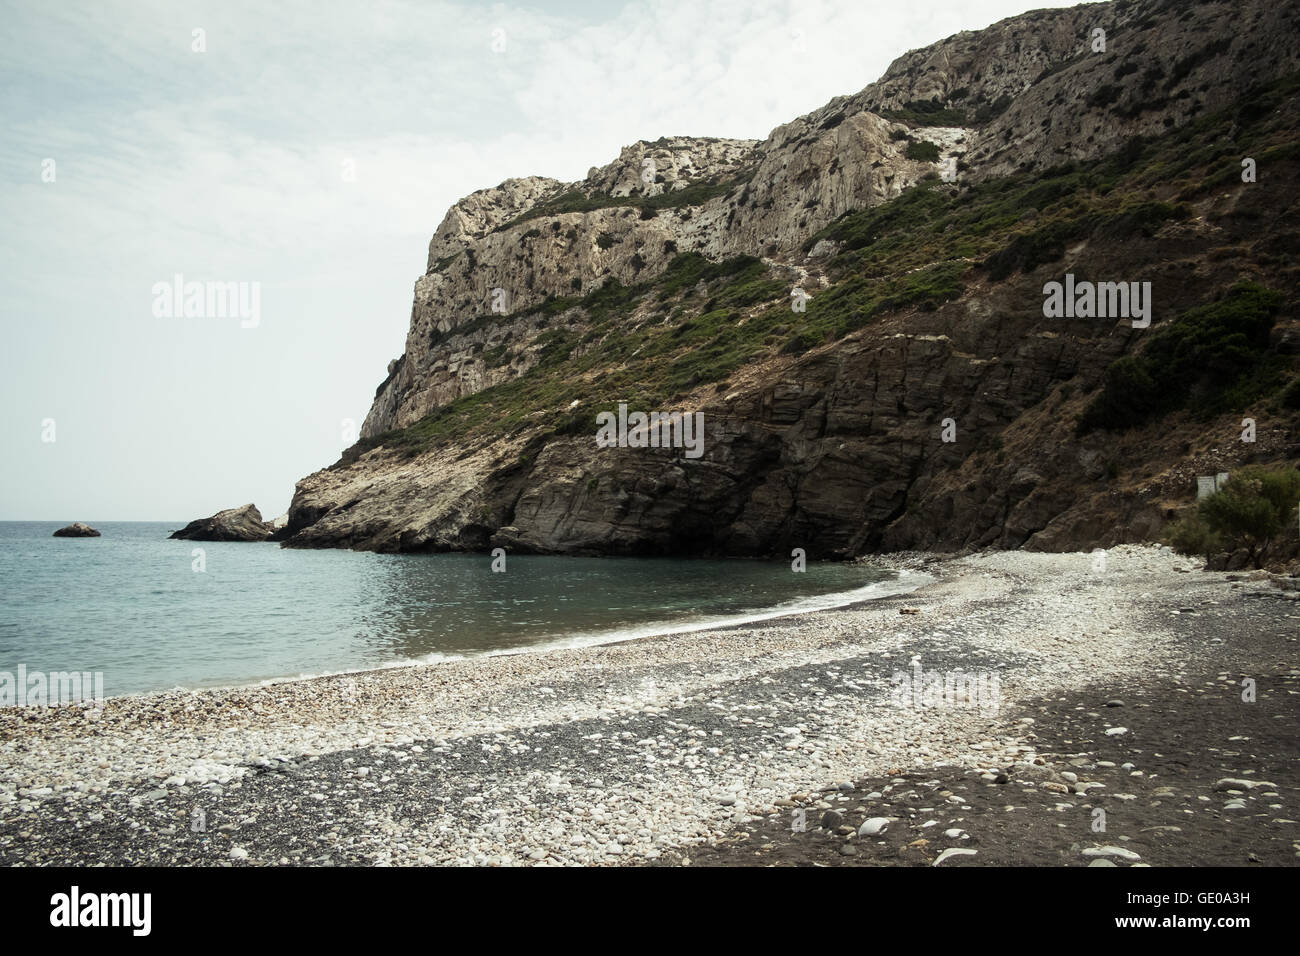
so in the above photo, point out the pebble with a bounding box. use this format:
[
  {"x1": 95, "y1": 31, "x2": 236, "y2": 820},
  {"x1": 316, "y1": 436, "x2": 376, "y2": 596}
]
[
  {"x1": 0, "y1": 544, "x2": 1240, "y2": 868},
  {"x1": 1082, "y1": 846, "x2": 1141, "y2": 861},
  {"x1": 1214, "y1": 778, "x2": 1276, "y2": 791},
  {"x1": 933, "y1": 847, "x2": 978, "y2": 866}
]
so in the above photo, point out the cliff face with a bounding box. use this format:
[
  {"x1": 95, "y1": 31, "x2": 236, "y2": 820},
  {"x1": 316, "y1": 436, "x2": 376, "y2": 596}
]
[{"x1": 285, "y1": 0, "x2": 1300, "y2": 557}]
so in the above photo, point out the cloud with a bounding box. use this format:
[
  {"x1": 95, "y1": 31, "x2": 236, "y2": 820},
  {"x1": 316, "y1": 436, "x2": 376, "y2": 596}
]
[{"x1": 0, "y1": 0, "x2": 1077, "y2": 519}]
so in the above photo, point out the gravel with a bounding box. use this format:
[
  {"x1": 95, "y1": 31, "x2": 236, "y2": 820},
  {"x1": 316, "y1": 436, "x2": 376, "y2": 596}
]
[{"x1": 1, "y1": 545, "x2": 1291, "y2": 866}]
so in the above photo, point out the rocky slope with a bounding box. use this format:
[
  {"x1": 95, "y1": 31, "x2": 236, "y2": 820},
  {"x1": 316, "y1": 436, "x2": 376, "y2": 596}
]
[{"x1": 283, "y1": 0, "x2": 1300, "y2": 558}]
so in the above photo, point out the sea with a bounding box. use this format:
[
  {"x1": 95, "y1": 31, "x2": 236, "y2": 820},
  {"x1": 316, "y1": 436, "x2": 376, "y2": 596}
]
[{"x1": 0, "y1": 521, "x2": 915, "y2": 697}]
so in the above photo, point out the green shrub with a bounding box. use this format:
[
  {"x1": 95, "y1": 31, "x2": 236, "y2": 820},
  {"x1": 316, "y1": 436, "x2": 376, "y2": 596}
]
[
  {"x1": 492, "y1": 167, "x2": 757, "y2": 232},
  {"x1": 781, "y1": 330, "x2": 824, "y2": 355},
  {"x1": 984, "y1": 201, "x2": 1187, "y2": 281},
  {"x1": 1086, "y1": 84, "x2": 1123, "y2": 109},
  {"x1": 973, "y1": 94, "x2": 1014, "y2": 125},
  {"x1": 905, "y1": 140, "x2": 942, "y2": 162},
  {"x1": 1078, "y1": 356, "x2": 1161, "y2": 431},
  {"x1": 1079, "y1": 282, "x2": 1283, "y2": 432},
  {"x1": 655, "y1": 253, "x2": 764, "y2": 299},
  {"x1": 983, "y1": 221, "x2": 1071, "y2": 280},
  {"x1": 1197, "y1": 466, "x2": 1300, "y2": 567},
  {"x1": 1166, "y1": 512, "x2": 1223, "y2": 560},
  {"x1": 882, "y1": 99, "x2": 968, "y2": 126},
  {"x1": 431, "y1": 251, "x2": 462, "y2": 273}
]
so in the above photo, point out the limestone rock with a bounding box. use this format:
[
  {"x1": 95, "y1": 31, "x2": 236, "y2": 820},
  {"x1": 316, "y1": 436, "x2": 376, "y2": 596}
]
[{"x1": 170, "y1": 505, "x2": 273, "y2": 542}]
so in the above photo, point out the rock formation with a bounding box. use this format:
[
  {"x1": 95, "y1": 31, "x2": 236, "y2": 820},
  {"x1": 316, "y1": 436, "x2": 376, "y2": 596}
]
[
  {"x1": 52, "y1": 523, "x2": 100, "y2": 538},
  {"x1": 281, "y1": 0, "x2": 1300, "y2": 557},
  {"x1": 170, "y1": 505, "x2": 274, "y2": 542}
]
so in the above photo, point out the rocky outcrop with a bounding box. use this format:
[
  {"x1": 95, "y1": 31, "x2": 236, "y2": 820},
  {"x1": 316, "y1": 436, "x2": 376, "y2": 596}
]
[
  {"x1": 359, "y1": 0, "x2": 1300, "y2": 445},
  {"x1": 284, "y1": 0, "x2": 1300, "y2": 558},
  {"x1": 53, "y1": 523, "x2": 100, "y2": 538},
  {"x1": 170, "y1": 505, "x2": 273, "y2": 542}
]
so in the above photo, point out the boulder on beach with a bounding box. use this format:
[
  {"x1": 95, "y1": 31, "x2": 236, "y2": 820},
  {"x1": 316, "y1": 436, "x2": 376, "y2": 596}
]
[
  {"x1": 52, "y1": 522, "x2": 101, "y2": 538},
  {"x1": 169, "y1": 504, "x2": 273, "y2": 542}
]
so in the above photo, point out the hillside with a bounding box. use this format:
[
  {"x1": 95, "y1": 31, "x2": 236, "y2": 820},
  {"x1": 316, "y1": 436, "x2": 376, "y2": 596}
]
[{"x1": 280, "y1": 0, "x2": 1300, "y2": 558}]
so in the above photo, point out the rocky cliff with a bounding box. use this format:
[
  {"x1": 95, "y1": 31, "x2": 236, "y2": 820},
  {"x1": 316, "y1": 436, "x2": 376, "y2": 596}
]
[{"x1": 283, "y1": 0, "x2": 1300, "y2": 557}]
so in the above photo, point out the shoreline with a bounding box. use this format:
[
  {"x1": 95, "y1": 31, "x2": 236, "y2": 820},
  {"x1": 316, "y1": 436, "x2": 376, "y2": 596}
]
[
  {"x1": 5, "y1": 544, "x2": 920, "y2": 702},
  {"x1": 136, "y1": 564, "x2": 929, "y2": 701},
  {"x1": 2, "y1": 545, "x2": 1296, "y2": 866}
]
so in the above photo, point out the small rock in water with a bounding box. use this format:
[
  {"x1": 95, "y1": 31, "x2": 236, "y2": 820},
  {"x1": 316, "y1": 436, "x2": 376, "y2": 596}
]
[{"x1": 52, "y1": 522, "x2": 100, "y2": 538}]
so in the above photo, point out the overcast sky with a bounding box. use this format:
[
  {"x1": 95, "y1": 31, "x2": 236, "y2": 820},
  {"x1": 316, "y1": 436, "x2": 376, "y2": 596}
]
[{"x1": 0, "y1": 0, "x2": 1078, "y2": 521}]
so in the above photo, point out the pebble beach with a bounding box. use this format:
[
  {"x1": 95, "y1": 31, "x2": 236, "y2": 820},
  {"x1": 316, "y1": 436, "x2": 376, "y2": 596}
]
[{"x1": 2, "y1": 545, "x2": 1297, "y2": 867}]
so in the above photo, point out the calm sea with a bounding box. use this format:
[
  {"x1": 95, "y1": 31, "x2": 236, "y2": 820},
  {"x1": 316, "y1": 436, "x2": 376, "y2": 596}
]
[{"x1": 0, "y1": 521, "x2": 909, "y2": 697}]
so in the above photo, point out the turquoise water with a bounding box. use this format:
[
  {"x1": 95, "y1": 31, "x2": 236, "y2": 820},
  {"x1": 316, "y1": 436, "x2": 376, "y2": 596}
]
[{"x1": 0, "y1": 522, "x2": 904, "y2": 697}]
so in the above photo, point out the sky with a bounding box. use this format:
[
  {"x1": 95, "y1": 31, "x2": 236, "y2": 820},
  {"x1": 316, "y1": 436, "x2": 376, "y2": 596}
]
[{"x1": 0, "y1": 0, "x2": 1080, "y2": 521}]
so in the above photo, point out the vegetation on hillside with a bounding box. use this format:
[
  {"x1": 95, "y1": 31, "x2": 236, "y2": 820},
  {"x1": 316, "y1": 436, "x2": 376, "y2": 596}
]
[
  {"x1": 1078, "y1": 282, "x2": 1284, "y2": 433},
  {"x1": 348, "y1": 71, "x2": 1300, "y2": 464},
  {"x1": 1167, "y1": 466, "x2": 1300, "y2": 568},
  {"x1": 492, "y1": 168, "x2": 758, "y2": 233}
]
